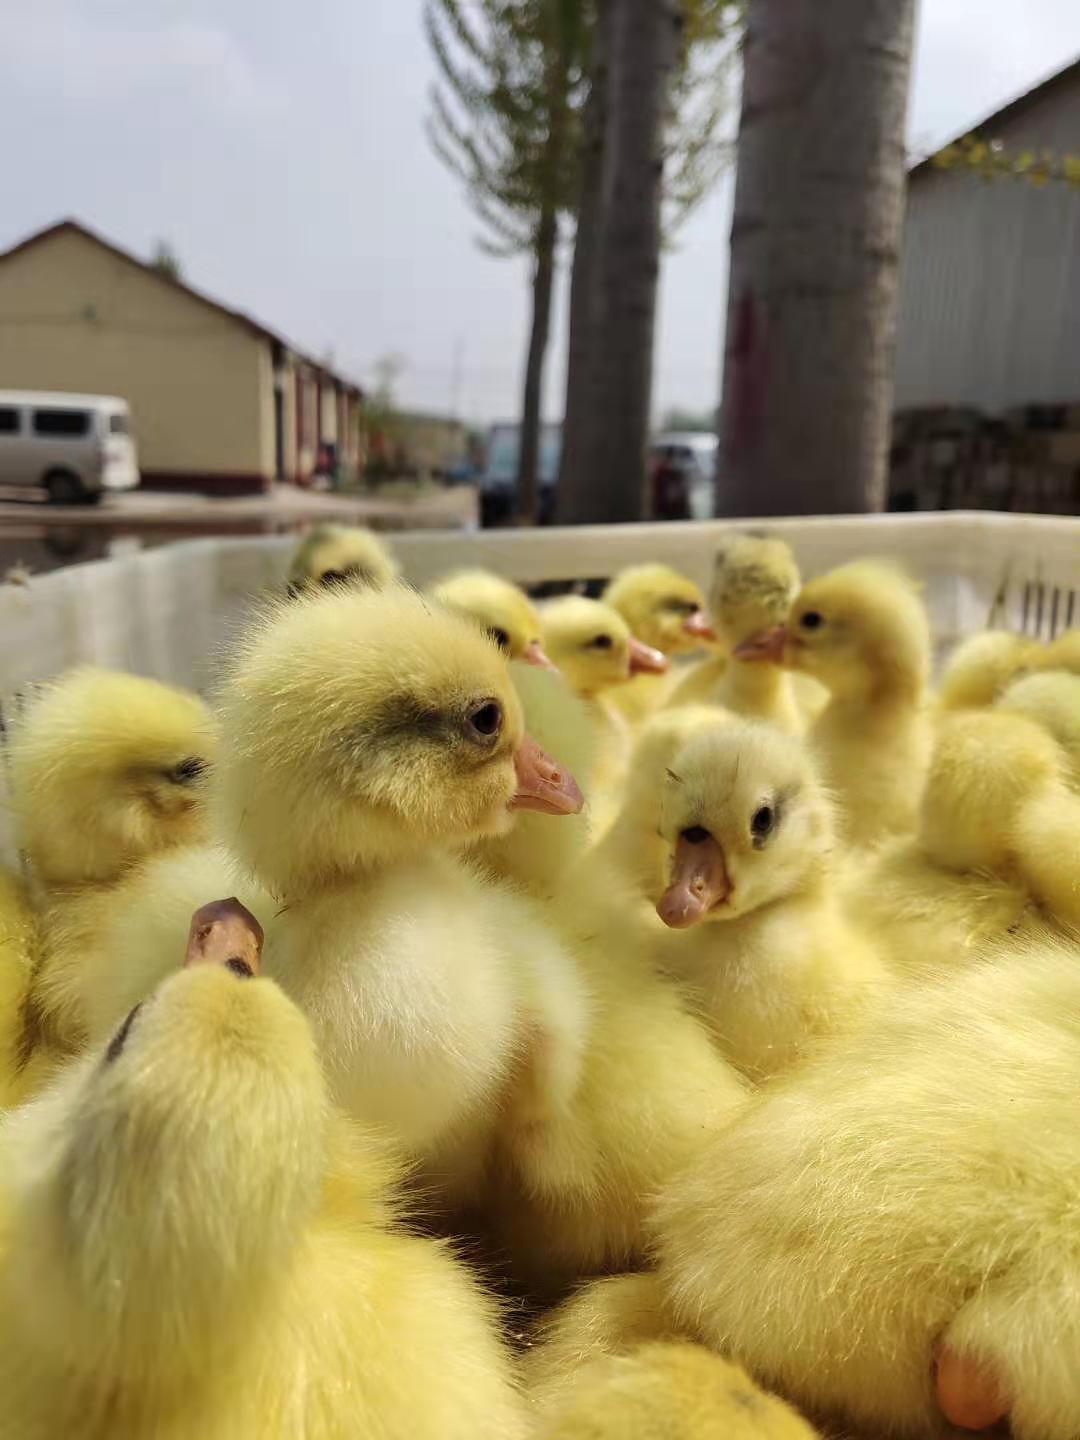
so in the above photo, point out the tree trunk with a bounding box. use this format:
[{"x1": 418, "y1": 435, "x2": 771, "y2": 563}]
[
  {"x1": 717, "y1": 0, "x2": 916, "y2": 516},
  {"x1": 560, "y1": 0, "x2": 680, "y2": 525},
  {"x1": 517, "y1": 205, "x2": 559, "y2": 524},
  {"x1": 555, "y1": 0, "x2": 611, "y2": 524}
]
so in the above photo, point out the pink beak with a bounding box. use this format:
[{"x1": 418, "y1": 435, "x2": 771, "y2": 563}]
[
  {"x1": 683, "y1": 609, "x2": 716, "y2": 642},
  {"x1": 656, "y1": 831, "x2": 731, "y2": 928},
  {"x1": 185, "y1": 898, "x2": 264, "y2": 975},
  {"x1": 511, "y1": 734, "x2": 584, "y2": 816},
  {"x1": 732, "y1": 625, "x2": 788, "y2": 664},
  {"x1": 522, "y1": 639, "x2": 557, "y2": 671},
  {"x1": 935, "y1": 1345, "x2": 1008, "y2": 1432},
  {"x1": 628, "y1": 636, "x2": 670, "y2": 676}
]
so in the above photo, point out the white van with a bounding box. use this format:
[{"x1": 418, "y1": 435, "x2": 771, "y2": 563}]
[{"x1": 0, "y1": 392, "x2": 140, "y2": 504}]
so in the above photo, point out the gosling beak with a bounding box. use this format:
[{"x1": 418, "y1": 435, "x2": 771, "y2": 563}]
[
  {"x1": 511, "y1": 734, "x2": 584, "y2": 816},
  {"x1": 522, "y1": 639, "x2": 557, "y2": 671},
  {"x1": 628, "y1": 637, "x2": 670, "y2": 676},
  {"x1": 935, "y1": 1345, "x2": 1008, "y2": 1432},
  {"x1": 657, "y1": 832, "x2": 731, "y2": 928},
  {"x1": 683, "y1": 609, "x2": 716, "y2": 641},
  {"x1": 185, "y1": 898, "x2": 264, "y2": 976},
  {"x1": 733, "y1": 625, "x2": 788, "y2": 664}
]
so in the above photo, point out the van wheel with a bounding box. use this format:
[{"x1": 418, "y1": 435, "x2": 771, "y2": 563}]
[{"x1": 44, "y1": 470, "x2": 94, "y2": 505}]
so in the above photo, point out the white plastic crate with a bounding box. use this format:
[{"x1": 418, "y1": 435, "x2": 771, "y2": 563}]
[
  {"x1": 0, "y1": 510, "x2": 1077, "y2": 861},
  {"x1": 1, "y1": 511, "x2": 1075, "y2": 698}
]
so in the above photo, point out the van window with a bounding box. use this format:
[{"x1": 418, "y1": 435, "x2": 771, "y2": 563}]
[
  {"x1": 108, "y1": 413, "x2": 129, "y2": 436},
  {"x1": 0, "y1": 407, "x2": 19, "y2": 434},
  {"x1": 33, "y1": 408, "x2": 90, "y2": 438}
]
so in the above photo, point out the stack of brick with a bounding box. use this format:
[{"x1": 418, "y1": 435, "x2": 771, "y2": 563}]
[{"x1": 889, "y1": 405, "x2": 1080, "y2": 514}]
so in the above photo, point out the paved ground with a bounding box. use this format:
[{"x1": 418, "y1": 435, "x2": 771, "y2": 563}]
[
  {"x1": 0, "y1": 480, "x2": 477, "y2": 529},
  {"x1": 0, "y1": 482, "x2": 477, "y2": 576}
]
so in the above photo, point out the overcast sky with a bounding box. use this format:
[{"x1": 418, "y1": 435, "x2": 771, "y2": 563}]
[{"x1": 3, "y1": 1, "x2": 1080, "y2": 426}]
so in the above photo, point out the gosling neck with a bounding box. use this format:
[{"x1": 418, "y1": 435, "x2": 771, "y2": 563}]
[
  {"x1": 272, "y1": 832, "x2": 440, "y2": 905},
  {"x1": 727, "y1": 657, "x2": 786, "y2": 710},
  {"x1": 819, "y1": 662, "x2": 923, "y2": 714}
]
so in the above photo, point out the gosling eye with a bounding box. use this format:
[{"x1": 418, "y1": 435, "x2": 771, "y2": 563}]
[
  {"x1": 464, "y1": 698, "x2": 503, "y2": 747},
  {"x1": 319, "y1": 564, "x2": 371, "y2": 589},
  {"x1": 681, "y1": 825, "x2": 711, "y2": 845},
  {"x1": 751, "y1": 804, "x2": 775, "y2": 845},
  {"x1": 168, "y1": 756, "x2": 206, "y2": 785},
  {"x1": 487, "y1": 627, "x2": 511, "y2": 653},
  {"x1": 588, "y1": 634, "x2": 613, "y2": 650},
  {"x1": 799, "y1": 611, "x2": 824, "y2": 631}
]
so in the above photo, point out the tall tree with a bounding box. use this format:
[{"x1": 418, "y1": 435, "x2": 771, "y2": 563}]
[
  {"x1": 425, "y1": 0, "x2": 586, "y2": 522},
  {"x1": 554, "y1": 1, "x2": 610, "y2": 524},
  {"x1": 717, "y1": 0, "x2": 917, "y2": 516},
  {"x1": 362, "y1": 354, "x2": 409, "y2": 480},
  {"x1": 557, "y1": 0, "x2": 741, "y2": 525},
  {"x1": 579, "y1": 0, "x2": 682, "y2": 523}
]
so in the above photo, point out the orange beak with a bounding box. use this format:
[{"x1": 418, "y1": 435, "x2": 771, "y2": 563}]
[
  {"x1": 683, "y1": 609, "x2": 716, "y2": 642},
  {"x1": 522, "y1": 639, "x2": 557, "y2": 671},
  {"x1": 656, "y1": 831, "x2": 731, "y2": 928},
  {"x1": 732, "y1": 625, "x2": 788, "y2": 664},
  {"x1": 628, "y1": 637, "x2": 670, "y2": 676},
  {"x1": 511, "y1": 734, "x2": 584, "y2": 816}
]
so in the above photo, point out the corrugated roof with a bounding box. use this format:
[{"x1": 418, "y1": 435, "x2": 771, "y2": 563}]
[
  {"x1": 910, "y1": 53, "x2": 1080, "y2": 181},
  {"x1": 0, "y1": 218, "x2": 363, "y2": 395}
]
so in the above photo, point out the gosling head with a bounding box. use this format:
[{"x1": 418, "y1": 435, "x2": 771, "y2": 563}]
[
  {"x1": 4, "y1": 901, "x2": 327, "y2": 1388},
  {"x1": 7, "y1": 667, "x2": 217, "y2": 886},
  {"x1": 996, "y1": 670, "x2": 1080, "y2": 785},
  {"x1": 741, "y1": 561, "x2": 931, "y2": 703},
  {"x1": 920, "y1": 710, "x2": 1064, "y2": 874},
  {"x1": 710, "y1": 535, "x2": 800, "y2": 650},
  {"x1": 286, "y1": 524, "x2": 400, "y2": 596},
  {"x1": 217, "y1": 586, "x2": 582, "y2": 892},
  {"x1": 654, "y1": 722, "x2": 833, "y2": 927},
  {"x1": 541, "y1": 596, "x2": 669, "y2": 698},
  {"x1": 432, "y1": 568, "x2": 554, "y2": 668},
  {"x1": 1038, "y1": 627, "x2": 1080, "y2": 677},
  {"x1": 602, "y1": 564, "x2": 714, "y2": 655},
  {"x1": 937, "y1": 630, "x2": 1036, "y2": 710}
]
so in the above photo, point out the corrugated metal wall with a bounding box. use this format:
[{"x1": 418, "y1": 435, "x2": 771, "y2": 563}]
[{"x1": 895, "y1": 76, "x2": 1080, "y2": 413}]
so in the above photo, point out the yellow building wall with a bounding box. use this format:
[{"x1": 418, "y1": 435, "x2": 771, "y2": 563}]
[
  {"x1": 320, "y1": 381, "x2": 338, "y2": 444},
  {"x1": 0, "y1": 227, "x2": 273, "y2": 485},
  {"x1": 279, "y1": 360, "x2": 298, "y2": 482},
  {"x1": 295, "y1": 367, "x2": 318, "y2": 480},
  {"x1": 255, "y1": 342, "x2": 276, "y2": 481},
  {"x1": 342, "y1": 394, "x2": 361, "y2": 479}
]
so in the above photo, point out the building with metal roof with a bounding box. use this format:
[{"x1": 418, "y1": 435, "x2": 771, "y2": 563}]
[{"x1": 896, "y1": 57, "x2": 1080, "y2": 417}]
